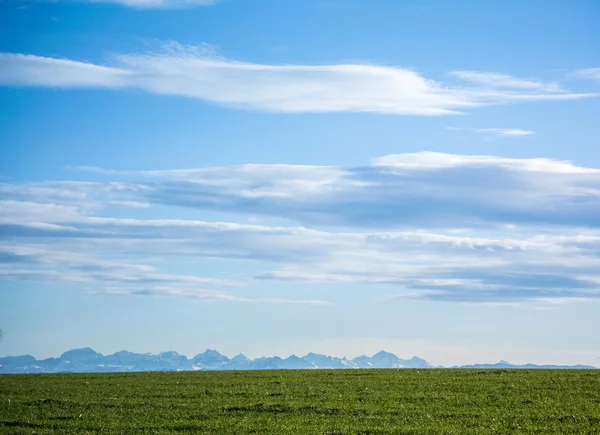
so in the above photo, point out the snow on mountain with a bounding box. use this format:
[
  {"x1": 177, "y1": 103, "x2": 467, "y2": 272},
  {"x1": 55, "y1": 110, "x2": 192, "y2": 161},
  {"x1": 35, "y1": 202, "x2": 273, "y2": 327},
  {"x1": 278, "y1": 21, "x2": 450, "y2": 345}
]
[
  {"x1": 60, "y1": 348, "x2": 103, "y2": 363},
  {"x1": 192, "y1": 349, "x2": 230, "y2": 370},
  {"x1": 302, "y1": 352, "x2": 354, "y2": 369},
  {"x1": 0, "y1": 349, "x2": 595, "y2": 374},
  {"x1": 280, "y1": 355, "x2": 315, "y2": 369}
]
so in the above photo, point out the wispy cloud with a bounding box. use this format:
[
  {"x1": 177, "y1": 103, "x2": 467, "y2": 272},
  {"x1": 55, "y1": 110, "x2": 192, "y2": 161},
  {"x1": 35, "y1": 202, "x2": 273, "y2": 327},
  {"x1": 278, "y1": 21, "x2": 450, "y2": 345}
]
[
  {"x1": 2, "y1": 212, "x2": 600, "y2": 306},
  {"x1": 52, "y1": 0, "x2": 219, "y2": 9},
  {"x1": 447, "y1": 127, "x2": 535, "y2": 137},
  {"x1": 0, "y1": 245, "x2": 329, "y2": 305},
  {"x1": 571, "y1": 68, "x2": 600, "y2": 81},
  {"x1": 45, "y1": 152, "x2": 600, "y2": 229},
  {"x1": 450, "y1": 71, "x2": 564, "y2": 92},
  {"x1": 2, "y1": 152, "x2": 600, "y2": 306},
  {"x1": 3, "y1": 152, "x2": 600, "y2": 231},
  {"x1": 0, "y1": 48, "x2": 596, "y2": 115}
]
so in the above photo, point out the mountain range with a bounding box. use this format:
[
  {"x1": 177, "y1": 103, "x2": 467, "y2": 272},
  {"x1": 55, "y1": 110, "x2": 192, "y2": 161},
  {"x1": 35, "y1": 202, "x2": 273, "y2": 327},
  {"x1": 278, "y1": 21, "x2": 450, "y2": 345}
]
[{"x1": 0, "y1": 349, "x2": 596, "y2": 374}]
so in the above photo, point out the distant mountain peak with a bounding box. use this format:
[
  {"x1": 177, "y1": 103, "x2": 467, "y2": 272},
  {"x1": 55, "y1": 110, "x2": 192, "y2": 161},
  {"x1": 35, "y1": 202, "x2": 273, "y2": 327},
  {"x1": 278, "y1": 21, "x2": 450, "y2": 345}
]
[
  {"x1": 60, "y1": 348, "x2": 103, "y2": 360},
  {"x1": 231, "y1": 353, "x2": 249, "y2": 362},
  {"x1": 373, "y1": 350, "x2": 399, "y2": 359},
  {"x1": 62, "y1": 347, "x2": 97, "y2": 354},
  {"x1": 192, "y1": 349, "x2": 229, "y2": 367},
  {"x1": 1, "y1": 349, "x2": 595, "y2": 374},
  {"x1": 196, "y1": 349, "x2": 224, "y2": 357},
  {"x1": 159, "y1": 351, "x2": 180, "y2": 357}
]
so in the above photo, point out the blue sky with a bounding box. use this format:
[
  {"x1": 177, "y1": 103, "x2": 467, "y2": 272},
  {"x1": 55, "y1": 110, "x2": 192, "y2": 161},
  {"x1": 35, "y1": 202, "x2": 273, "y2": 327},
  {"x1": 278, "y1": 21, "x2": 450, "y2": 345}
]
[{"x1": 1, "y1": 0, "x2": 599, "y2": 366}]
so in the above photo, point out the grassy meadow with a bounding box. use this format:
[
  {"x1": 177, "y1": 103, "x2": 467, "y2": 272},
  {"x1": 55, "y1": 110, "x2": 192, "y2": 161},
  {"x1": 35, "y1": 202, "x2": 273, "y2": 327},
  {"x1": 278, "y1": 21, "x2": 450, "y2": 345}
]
[{"x1": 1, "y1": 369, "x2": 599, "y2": 434}]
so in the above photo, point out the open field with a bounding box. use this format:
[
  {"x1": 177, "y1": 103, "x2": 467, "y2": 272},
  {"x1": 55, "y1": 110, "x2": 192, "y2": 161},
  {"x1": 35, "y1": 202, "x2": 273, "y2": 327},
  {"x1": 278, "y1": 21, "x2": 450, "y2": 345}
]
[{"x1": 1, "y1": 369, "x2": 599, "y2": 434}]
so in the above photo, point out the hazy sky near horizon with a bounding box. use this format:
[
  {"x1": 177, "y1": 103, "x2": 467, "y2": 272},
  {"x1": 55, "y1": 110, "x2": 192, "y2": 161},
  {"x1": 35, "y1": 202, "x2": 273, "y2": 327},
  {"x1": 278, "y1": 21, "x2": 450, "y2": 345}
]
[{"x1": 1, "y1": 0, "x2": 600, "y2": 367}]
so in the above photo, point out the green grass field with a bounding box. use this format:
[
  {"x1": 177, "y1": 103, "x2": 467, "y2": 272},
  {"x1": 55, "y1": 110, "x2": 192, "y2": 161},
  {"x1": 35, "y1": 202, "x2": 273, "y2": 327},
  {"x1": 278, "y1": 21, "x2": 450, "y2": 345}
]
[{"x1": 1, "y1": 369, "x2": 599, "y2": 434}]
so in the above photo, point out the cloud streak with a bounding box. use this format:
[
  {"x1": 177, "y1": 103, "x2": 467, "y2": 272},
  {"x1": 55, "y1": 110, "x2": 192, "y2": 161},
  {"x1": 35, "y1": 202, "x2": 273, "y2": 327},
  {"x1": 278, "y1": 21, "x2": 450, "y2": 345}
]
[
  {"x1": 450, "y1": 71, "x2": 564, "y2": 92},
  {"x1": 46, "y1": 0, "x2": 218, "y2": 9},
  {"x1": 2, "y1": 212, "x2": 600, "y2": 305},
  {"x1": 0, "y1": 245, "x2": 329, "y2": 305},
  {"x1": 0, "y1": 48, "x2": 596, "y2": 115},
  {"x1": 3, "y1": 152, "x2": 600, "y2": 305},
  {"x1": 49, "y1": 152, "x2": 600, "y2": 229},
  {"x1": 571, "y1": 68, "x2": 600, "y2": 81},
  {"x1": 447, "y1": 127, "x2": 534, "y2": 137}
]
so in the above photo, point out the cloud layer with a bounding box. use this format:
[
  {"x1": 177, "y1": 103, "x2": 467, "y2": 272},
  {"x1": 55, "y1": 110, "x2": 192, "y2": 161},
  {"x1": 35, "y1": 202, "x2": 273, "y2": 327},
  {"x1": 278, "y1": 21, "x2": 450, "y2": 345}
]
[
  {"x1": 0, "y1": 49, "x2": 596, "y2": 115},
  {"x1": 53, "y1": 151, "x2": 600, "y2": 229},
  {"x1": 450, "y1": 71, "x2": 564, "y2": 92},
  {"x1": 2, "y1": 208, "x2": 600, "y2": 305},
  {"x1": 0, "y1": 241, "x2": 329, "y2": 305},
  {"x1": 2, "y1": 152, "x2": 600, "y2": 305},
  {"x1": 50, "y1": 0, "x2": 218, "y2": 9},
  {"x1": 447, "y1": 127, "x2": 534, "y2": 138},
  {"x1": 572, "y1": 68, "x2": 600, "y2": 81}
]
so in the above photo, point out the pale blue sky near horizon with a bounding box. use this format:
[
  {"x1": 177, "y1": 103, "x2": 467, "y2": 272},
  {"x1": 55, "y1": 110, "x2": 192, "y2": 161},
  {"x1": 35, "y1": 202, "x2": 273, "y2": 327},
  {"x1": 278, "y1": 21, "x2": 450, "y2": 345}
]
[{"x1": 1, "y1": 0, "x2": 600, "y2": 367}]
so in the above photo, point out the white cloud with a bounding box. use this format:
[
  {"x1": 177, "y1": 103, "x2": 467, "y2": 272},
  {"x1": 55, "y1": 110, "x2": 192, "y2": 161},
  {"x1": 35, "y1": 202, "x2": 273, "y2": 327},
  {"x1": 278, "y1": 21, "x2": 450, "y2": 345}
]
[
  {"x1": 0, "y1": 200, "x2": 84, "y2": 223},
  {"x1": 92, "y1": 286, "x2": 330, "y2": 305},
  {"x1": 0, "y1": 245, "x2": 329, "y2": 305},
  {"x1": 447, "y1": 127, "x2": 534, "y2": 137},
  {"x1": 3, "y1": 152, "x2": 600, "y2": 305},
  {"x1": 0, "y1": 54, "x2": 130, "y2": 88},
  {"x1": 450, "y1": 71, "x2": 563, "y2": 92},
  {"x1": 571, "y1": 68, "x2": 600, "y2": 81},
  {"x1": 475, "y1": 128, "x2": 534, "y2": 137},
  {"x1": 0, "y1": 48, "x2": 596, "y2": 115},
  {"x1": 372, "y1": 151, "x2": 597, "y2": 173},
  {"x1": 7, "y1": 152, "x2": 600, "y2": 230},
  {"x1": 2, "y1": 208, "x2": 600, "y2": 305},
  {"x1": 50, "y1": 0, "x2": 218, "y2": 9}
]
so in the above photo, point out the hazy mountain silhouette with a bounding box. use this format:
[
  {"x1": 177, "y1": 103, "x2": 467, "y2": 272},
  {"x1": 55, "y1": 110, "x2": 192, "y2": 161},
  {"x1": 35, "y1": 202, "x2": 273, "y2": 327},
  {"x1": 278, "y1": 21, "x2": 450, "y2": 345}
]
[{"x1": 0, "y1": 349, "x2": 596, "y2": 374}]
